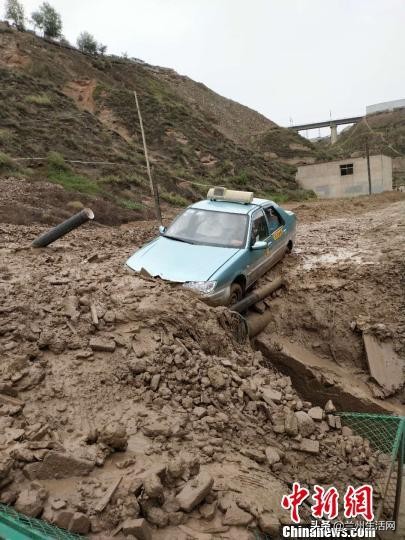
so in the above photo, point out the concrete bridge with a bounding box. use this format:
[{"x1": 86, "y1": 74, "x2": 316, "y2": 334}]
[{"x1": 289, "y1": 115, "x2": 363, "y2": 143}]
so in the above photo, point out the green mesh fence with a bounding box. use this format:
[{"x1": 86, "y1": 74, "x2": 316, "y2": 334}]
[
  {"x1": 0, "y1": 504, "x2": 83, "y2": 540},
  {"x1": 337, "y1": 413, "x2": 405, "y2": 522}
]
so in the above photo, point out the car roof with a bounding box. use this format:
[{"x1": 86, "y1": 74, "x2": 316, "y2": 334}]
[{"x1": 190, "y1": 198, "x2": 275, "y2": 215}]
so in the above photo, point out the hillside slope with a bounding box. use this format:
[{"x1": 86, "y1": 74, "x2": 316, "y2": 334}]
[
  {"x1": 0, "y1": 22, "x2": 315, "y2": 223},
  {"x1": 317, "y1": 108, "x2": 405, "y2": 187}
]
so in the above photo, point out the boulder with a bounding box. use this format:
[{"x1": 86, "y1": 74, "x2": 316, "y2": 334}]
[
  {"x1": 89, "y1": 337, "x2": 116, "y2": 352},
  {"x1": 24, "y1": 451, "x2": 94, "y2": 480},
  {"x1": 299, "y1": 438, "x2": 320, "y2": 454},
  {"x1": 265, "y1": 446, "x2": 281, "y2": 466},
  {"x1": 15, "y1": 483, "x2": 48, "y2": 518},
  {"x1": 222, "y1": 504, "x2": 253, "y2": 526},
  {"x1": 308, "y1": 407, "x2": 323, "y2": 421},
  {"x1": 176, "y1": 471, "x2": 214, "y2": 512},
  {"x1": 98, "y1": 422, "x2": 128, "y2": 451},
  {"x1": 121, "y1": 518, "x2": 152, "y2": 540},
  {"x1": 69, "y1": 512, "x2": 90, "y2": 534},
  {"x1": 295, "y1": 411, "x2": 316, "y2": 437},
  {"x1": 259, "y1": 512, "x2": 281, "y2": 536}
]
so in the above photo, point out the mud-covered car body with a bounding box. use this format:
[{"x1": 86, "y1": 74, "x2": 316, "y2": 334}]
[{"x1": 126, "y1": 191, "x2": 296, "y2": 305}]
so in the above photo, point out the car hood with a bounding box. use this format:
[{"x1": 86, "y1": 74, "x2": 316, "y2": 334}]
[{"x1": 126, "y1": 236, "x2": 240, "y2": 282}]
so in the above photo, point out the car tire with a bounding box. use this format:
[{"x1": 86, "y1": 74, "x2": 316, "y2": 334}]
[{"x1": 229, "y1": 283, "x2": 243, "y2": 306}]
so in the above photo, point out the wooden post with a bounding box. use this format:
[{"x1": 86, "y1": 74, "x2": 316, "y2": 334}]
[
  {"x1": 134, "y1": 91, "x2": 162, "y2": 224},
  {"x1": 365, "y1": 137, "x2": 372, "y2": 195}
]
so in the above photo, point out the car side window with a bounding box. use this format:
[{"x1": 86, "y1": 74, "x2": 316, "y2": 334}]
[
  {"x1": 251, "y1": 211, "x2": 269, "y2": 243},
  {"x1": 264, "y1": 206, "x2": 283, "y2": 233}
]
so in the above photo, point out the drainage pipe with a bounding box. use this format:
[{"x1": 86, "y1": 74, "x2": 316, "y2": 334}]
[
  {"x1": 32, "y1": 208, "x2": 95, "y2": 248},
  {"x1": 230, "y1": 276, "x2": 285, "y2": 313}
]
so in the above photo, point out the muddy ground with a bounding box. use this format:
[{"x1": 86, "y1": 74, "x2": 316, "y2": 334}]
[{"x1": 0, "y1": 187, "x2": 404, "y2": 539}]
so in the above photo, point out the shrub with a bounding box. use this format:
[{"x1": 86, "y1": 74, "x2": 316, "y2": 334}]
[
  {"x1": 0, "y1": 151, "x2": 16, "y2": 171},
  {"x1": 47, "y1": 151, "x2": 69, "y2": 171},
  {"x1": 118, "y1": 199, "x2": 143, "y2": 211},
  {"x1": 77, "y1": 31, "x2": 98, "y2": 55},
  {"x1": 160, "y1": 192, "x2": 188, "y2": 207},
  {"x1": 25, "y1": 94, "x2": 52, "y2": 106}
]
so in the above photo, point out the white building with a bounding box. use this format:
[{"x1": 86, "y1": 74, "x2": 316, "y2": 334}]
[{"x1": 296, "y1": 155, "x2": 393, "y2": 199}]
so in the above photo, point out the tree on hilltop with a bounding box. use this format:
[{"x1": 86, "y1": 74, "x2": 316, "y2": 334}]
[
  {"x1": 77, "y1": 31, "x2": 107, "y2": 56},
  {"x1": 31, "y1": 2, "x2": 62, "y2": 39},
  {"x1": 4, "y1": 0, "x2": 25, "y2": 30}
]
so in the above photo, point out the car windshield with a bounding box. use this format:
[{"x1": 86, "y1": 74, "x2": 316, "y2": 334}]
[{"x1": 164, "y1": 208, "x2": 248, "y2": 248}]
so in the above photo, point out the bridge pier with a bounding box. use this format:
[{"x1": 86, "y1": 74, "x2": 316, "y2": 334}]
[{"x1": 330, "y1": 124, "x2": 338, "y2": 144}]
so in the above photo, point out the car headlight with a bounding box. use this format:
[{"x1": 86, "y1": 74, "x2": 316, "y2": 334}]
[{"x1": 183, "y1": 281, "x2": 217, "y2": 295}]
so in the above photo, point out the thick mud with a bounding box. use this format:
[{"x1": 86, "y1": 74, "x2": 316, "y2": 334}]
[{"x1": 0, "y1": 190, "x2": 404, "y2": 538}]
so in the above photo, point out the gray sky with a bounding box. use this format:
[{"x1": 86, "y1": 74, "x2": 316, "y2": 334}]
[{"x1": 5, "y1": 0, "x2": 405, "y2": 132}]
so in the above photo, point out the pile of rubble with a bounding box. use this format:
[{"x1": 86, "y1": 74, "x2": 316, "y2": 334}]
[{"x1": 0, "y1": 223, "x2": 389, "y2": 539}]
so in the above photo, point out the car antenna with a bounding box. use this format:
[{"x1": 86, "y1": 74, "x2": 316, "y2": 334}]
[{"x1": 134, "y1": 90, "x2": 162, "y2": 225}]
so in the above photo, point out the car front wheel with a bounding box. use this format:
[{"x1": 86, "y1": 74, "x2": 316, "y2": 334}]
[{"x1": 229, "y1": 283, "x2": 243, "y2": 306}]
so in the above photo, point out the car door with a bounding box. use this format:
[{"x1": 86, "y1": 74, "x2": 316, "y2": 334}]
[
  {"x1": 263, "y1": 204, "x2": 288, "y2": 263},
  {"x1": 245, "y1": 209, "x2": 273, "y2": 287}
]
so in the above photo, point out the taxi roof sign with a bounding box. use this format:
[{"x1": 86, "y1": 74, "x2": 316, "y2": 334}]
[{"x1": 207, "y1": 187, "x2": 254, "y2": 204}]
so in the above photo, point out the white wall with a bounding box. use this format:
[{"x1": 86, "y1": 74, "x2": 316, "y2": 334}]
[{"x1": 296, "y1": 155, "x2": 393, "y2": 198}]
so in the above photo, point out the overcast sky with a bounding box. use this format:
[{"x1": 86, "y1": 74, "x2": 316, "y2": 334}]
[{"x1": 5, "y1": 0, "x2": 405, "y2": 132}]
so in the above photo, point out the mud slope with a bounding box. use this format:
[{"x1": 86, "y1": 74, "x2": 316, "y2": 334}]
[{"x1": 0, "y1": 21, "x2": 313, "y2": 214}]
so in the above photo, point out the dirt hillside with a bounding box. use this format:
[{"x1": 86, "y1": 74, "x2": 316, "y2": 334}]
[{"x1": 0, "y1": 21, "x2": 317, "y2": 222}]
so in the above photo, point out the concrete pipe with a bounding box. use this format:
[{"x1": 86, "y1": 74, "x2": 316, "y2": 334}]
[
  {"x1": 246, "y1": 310, "x2": 274, "y2": 338},
  {"x1": 230, "y1": 276, "x2": 285, "y2": 313},
  {"x1": 32, "y1": 208, "x2": 95, "y2": 248}
]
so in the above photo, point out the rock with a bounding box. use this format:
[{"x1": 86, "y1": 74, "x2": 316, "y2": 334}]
[
  {"x1": 295, "y1": 411, "x2": 316, "y2": 437},
  {"x1": 69, "y1": 512, "x2": 90, "y2": 534},
  {"x1": 299, "y1": 438, "x2": 320, "y2": 454},
  {"x1": 150, "y1": 374, "x2": 161, "y2": 391},
  {"x1": 54, "y1": 510, "x2": 74, "y2": 529},
  {"x1": 259, "y1": 512, "x2": 280, "y2": 536},
  {"x1": 342, "y1": 426, "x2": 353, "y2": 437},
  {"x1": 121, "y1": 518, "x2": 152, "y2": 540},
  {"x1": 243, "y1": 448, "x2": 266, "y2": 463},
  {"x1": 285, "y1": 410, "x2": 298, "y2": 436},
  {"x1": 51, "y1": 499, "x2": 67, "y2": 510},
  {"x1": 353, "y1": 465, "x2": 370, "y2": 480},
  {"x1": 308, "y1": 407, "x2": 323, "y2": 421},
  {"x1": 265, "y1": 446, "x2": 281, "y2": 466},
  {"x1": 222, "y1": 504, "x2": 253, "y2": 526},
  {"x1": 176, "y1": 471, "x2": 214, "y2": 512},
  {"x1": 143, "y1": 473, "x2": 164, "y2": 499},
  {"x1": 262, "y1": 387, "x2": 282, "y2": 404},
  {"x1": 142, "y1": 422, "x2": 171, "y2": 438},
  {"x1": 324, "y1": 400, "x2": 336, "y2": 413},
  {"x1": 129, "y1": 358, "x2": 148, "y2": 374},
  {"x1": 199, "y1": 501, "x2": 217, "y2": 520},
  {"x1": 89, "y1": 337, "x2": 116, "y2": 352},
  {"x1": 98, "y1": 422, "x2": 128, "y2": 450},
  {"x1": 145, "y1": 506, "x2": 168, "y2": 527},
  {"x1": 272, "y1": 412, "x2": 285, "y2": 434},
  {"x1": 207, "y1": 367, "x2": 225, "y2": 389},
  {"x1": 193, "y1": 407, "x2": 207, "y2": 419},
  {"x1": 15, "y1": 483, "x2": 48, "y2": 517},
  {"x1": 24, "y1": 451, "x2": 94, "y2": 480}
]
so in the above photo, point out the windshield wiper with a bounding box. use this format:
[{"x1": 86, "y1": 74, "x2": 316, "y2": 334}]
[{"x1": 163, "y1": 235, "x2": 194, "y2": 244}]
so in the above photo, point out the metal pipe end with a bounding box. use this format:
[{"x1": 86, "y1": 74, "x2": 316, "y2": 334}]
[{"x1": 84, "y1": 208, "x2": 95, "y2": 220}]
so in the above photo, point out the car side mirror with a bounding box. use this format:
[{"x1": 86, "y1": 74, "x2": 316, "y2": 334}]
[
  {"x1": 159, "y1": 225, "x2": 167, "y2": 235},
  {"x1": 251, "y1": 240, "x2": 267, "y2": 251}
]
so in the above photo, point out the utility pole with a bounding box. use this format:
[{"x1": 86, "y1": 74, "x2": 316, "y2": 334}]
[
  {"x1": 134, "y1": 91, "x2": 162, "y2": 224},
  {"x1": 365, "y1": 137, "x2": 372, "y2": 195}
]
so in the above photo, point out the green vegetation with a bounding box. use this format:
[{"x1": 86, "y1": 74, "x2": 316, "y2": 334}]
[
  {"x1": 4, "y1": 0, "x2": 25, "y2": 30},
  {"x1": 77, "y1": 31, "x2": 106, "y2": 56},
  {"x1": 46, "y1": 151, "x2": 101, "y2": 195},
  {"x1": 0, "y1": 151, "x2": 18, "y2": 172},
  {"x1": 118, "y1": 198, "x2": 144, "y2": 211},
  {"x1": 160, "y1": 192, "x2": 189, "y2": 207},
  {"x1": 31, "y1": 2, "x2": 62, "y2": 39},
  {"x1": 25, "y1": 93, "x2": 52, "y2": 106}
]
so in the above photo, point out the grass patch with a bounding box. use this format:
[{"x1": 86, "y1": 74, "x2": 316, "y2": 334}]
[
  {"x1": 47, "y1": 168, "x2": 102, "y2": 195},
  {"x1": 46, "y1": 151, "x2": 101, "y2": 195},
  {"x1": 160, "y1": 192, "x2": 189, "y2": 207},
  {"x1": 118, "y1": 198, "x2": 144, "y2": 211},
  {"x1": 25, "y1": 94, "x2": 52, "y2": 106},
  {"x1": 0, "y1": 151, "x2": 18, "y2": 172}
]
